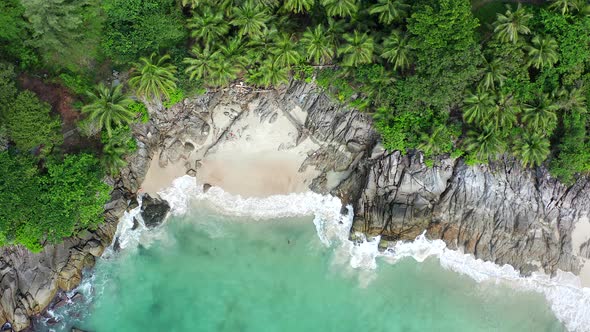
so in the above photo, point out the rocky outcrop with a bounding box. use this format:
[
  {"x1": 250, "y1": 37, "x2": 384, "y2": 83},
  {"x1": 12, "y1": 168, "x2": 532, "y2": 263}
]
[
  {"x1": 140, "y1": 194, "x2": 170, "y2": 228},
  {"x1": 336, "y1": 149, "x2": 589, "y2": 275}
]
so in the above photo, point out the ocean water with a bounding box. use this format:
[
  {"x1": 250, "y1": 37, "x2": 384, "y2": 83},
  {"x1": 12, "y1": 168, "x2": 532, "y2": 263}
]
[
  {"x1": 39, "y1": 205, "x2": 565, "y2": 331},
  {"x1": 35, "y1": 176, "x2": 590, "y2": 331}
]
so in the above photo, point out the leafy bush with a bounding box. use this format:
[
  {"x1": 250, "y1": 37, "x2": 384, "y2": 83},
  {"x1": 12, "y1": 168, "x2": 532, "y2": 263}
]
[{"x1": 0, "y1": 151, "x2": 110, "y2": 251}]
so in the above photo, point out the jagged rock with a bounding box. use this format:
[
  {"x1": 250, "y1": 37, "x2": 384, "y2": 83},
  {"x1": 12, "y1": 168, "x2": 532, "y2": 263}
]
[
  {"x1": 127, "y1": 197, "x2": 139, "y2": 211},
  {"x1": 131, "y1": 218, "x2": 140, "y2": 231},
  {"x1": 203, "y1": 183, "x2": 212, "y2": 193},
  {"x1": 186, "y1": 169, "x2": 197, "y2": 177},
  {"x1": 140, "y1": 194, "x2": 170, "y2": 228}
]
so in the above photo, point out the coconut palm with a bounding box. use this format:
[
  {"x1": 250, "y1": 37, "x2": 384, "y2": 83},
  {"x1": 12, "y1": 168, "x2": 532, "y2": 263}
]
[
  {"x1": 486, "y1": 92, "x2": 519, "y2": 131},
  {"x1": 283, "y1": 0, "x2": 315, "y2": 13},
  {"x1": 512, "y1": 131, "x2": 550, "y2": 167},
  {"x1": 321, "y1": 0, "x2": 358, "y2": 17},
  {"x1": 380, "y1": 30, "x2": 412, "y2": 71},
  {"x1": 480, "y1": 57, "x2": 507, "y2": 91},
  {"x1": 549, "y1": 0, "x2": 580, "y2": 15},
  {"x1": 188, "y1": 8, "x2": 230, "y2": 46},
  {"x1": 301, "y1": 25, "x2": 335, "y2": 65},
  {"x1": 368, "y1": 0, "x2": 409, "y2": 25},
  {"x1": 464, "y1": 126, "x2": 506, "y2": 161},
  {"x1": 271, "y1": 33, "x2": 302, "y2": 67},
  {"x1": 184, "y1": 46, "x2": 221, "y2": 81},
  {"x1": 522, "y1": 94, "x2": 559, "y2": 133},
  {"x1": 556, "y1": 87, "x2": 587, "y2": 111},
  {"x1": 338, "y1": 31, "x2": 374, "y2": 67},
  {"x1": 218, "y1": 37, "x2": 250, "y2": 71},
  {"x1": 101, "y1": 141, "x2": 128, "y2": 176},
  {"x1": 208, "y1": 59, "x2": 240, "y2": 87},
  {"x1": 249, "y1": 59, "x2": 289, "y2": 88},
  {"x1": 246, "y1": 27, "x2": 278, "y2": 64},
  {"x1": 525, "y1": 35, "x2": 559, "y2": 69},
  {"x1": 493, "y1": 4, "x2": 532, "y2": 44},
  {"x1": 129, "y1": 53, "x2": 178, "y2": 103},
  {"x1": 463, "y1": 89, "x2": 495, "y2": 125},
  {"x1": 82, "y1": 83, "x2": 135, "y2": 138},
  {"x1": 230, "y1": 2, "x2": 270, "y2": 39}
]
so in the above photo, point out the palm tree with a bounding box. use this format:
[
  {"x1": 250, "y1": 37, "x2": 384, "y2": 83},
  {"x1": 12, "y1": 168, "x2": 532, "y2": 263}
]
[
  {"x1": 522, "y1": 94, "x2": 559, "y2": 133},
  {"x1": 283, "y1": 0, "x2": 315, "y2": 13},
  {"x1": 512, "y1": 131, "x2": 550, "y2": 167},
  {"x1": 486, "y1": 92, "x2": 519, "y2": 130},
  {"x1": 464, "y1": 126, "x2": 506, "y2": 161},
  {"x1": 230, "y1": 2, "x2": 270, "y2": 39},
  {"x1": 129, "y1": 53, "x2": 178, "y2": 103},
  {"x1": 368, "y1": 0, "x2": 409, "y2": 25},
  {"x1": 301, "y1": 25, "x2": 335, "y2": 65},
  {"x1": 271, "y1": 33, "x2": 302, "y2": 68},
  {"x1": 184, "y1": 46, "x2": 221, "y2": 81},
  {"x1": 525, "y1": 35, "x2": 559, "y2": 69},
  {"x1": 246, "y1": 26, "x2": 278, "y2": 64},
  {"x1": 248, "y1": 59, "x2": 289, "y2": 88},
  {"x1": 338, "y1": 31, "x2": 374, "y2": 67},
  {"x1": 321, "y1": 0, "x2": 358, "y2": 17},
  {"x1": 463, "y1": 89, "x2": 495, "y2": 125},
  {"x1": 549, "y1": 0, "x2": 579, "y2": 15},
  {"x1": 493, "y1": 4, "x2": 532, "y2": 44},
  {"x1": 380, "y1": 30, "x2": 412, "y2": 71},
  {"x1": 480, "y1": 57, "x2": 507, "y2": 91},
  {"x1": 101, "y1": 142, "x2": 127, "y2": 176},
  {"x1": 326, "y1": 17, "x2": 347, "y2": 48},
  {"x1": 188, "y1": 8, "x2": 230, "y2": 46},
  {"x1": 218, "y1": 37, "x2": 250, "y2": 71},
  {"x1": 556, "y1": 87, "x2": 587, "y2": 111},
  {"x1": 208, "y1": 59, "x2": 240, "y2": 87},
  {"x1": 82, "y1": 83, "x2": 135, "y2": 137}
]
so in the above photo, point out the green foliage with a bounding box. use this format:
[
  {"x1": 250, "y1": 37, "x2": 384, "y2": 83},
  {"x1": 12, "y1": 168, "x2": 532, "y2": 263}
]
[
  {"x1": 550, "y1": 109, "x2": 590, "y2": 184},
  {"x1": 101, "y1": 0, "x2": 186, "y2": 65},
  {"x1": 129, "y1": 53, "x2": 178, "y2": 103},
  {"x1": 0, "y1": 151, "x2": 110, "y2": 251},
  {"x1": 163, "y1": 89, "x2": 185, "y2": 108},
  {"x1": 81, "y1": 83, "x2": 135, "y2": 137},
  {"x1": 21, "y1": 0, "x2": 103, "y2": 70},
  {"x1": 2, "y1": 91, "x2": 62, "y2": 153},
  {"x1": 129, "y1": 102, "x2": 150, "y2": 123},
  {"x1": 58, "y1": 72, "x2": 94, "y2": 95}
]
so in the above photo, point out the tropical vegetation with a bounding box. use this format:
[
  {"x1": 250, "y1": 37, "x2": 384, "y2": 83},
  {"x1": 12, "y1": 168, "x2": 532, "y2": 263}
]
[{"x1": 1, "y1": 0, "x2": 590, "y2": 250}]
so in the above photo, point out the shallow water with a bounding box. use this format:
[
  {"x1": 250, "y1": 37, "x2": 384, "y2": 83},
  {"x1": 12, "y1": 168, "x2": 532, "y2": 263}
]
[{"x1": 41, "y1": 205, "x2": 564, "y2": 332}]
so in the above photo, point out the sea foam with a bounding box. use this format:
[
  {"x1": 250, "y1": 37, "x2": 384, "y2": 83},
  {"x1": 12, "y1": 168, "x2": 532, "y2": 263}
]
[{"x1": 110, "y1": 175, "x2": 590, "y2": 332}]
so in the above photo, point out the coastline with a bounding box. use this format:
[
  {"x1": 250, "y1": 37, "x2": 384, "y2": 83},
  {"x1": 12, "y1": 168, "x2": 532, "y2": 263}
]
[{"x1": 4, "y1": 81, "x2": 590, "y2": 331}]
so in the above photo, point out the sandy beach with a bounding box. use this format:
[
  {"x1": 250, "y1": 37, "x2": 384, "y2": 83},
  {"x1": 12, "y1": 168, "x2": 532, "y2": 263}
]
[{"x1": 140, "y1": 99, "x2": 320, "y2": 198}]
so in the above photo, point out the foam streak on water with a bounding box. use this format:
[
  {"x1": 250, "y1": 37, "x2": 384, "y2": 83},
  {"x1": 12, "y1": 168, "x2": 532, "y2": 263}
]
[{"x1": 106, "y1": 175, "x2": 590, "y2": 332}]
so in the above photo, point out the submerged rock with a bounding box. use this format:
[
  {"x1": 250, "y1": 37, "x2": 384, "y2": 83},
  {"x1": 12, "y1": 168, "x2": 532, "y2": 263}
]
[{"x1": 140, "y1": 194, "x2": 170, "y2": 229}]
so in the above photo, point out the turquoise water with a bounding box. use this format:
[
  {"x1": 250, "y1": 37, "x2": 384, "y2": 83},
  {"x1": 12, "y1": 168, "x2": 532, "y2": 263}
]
[{"x1": 43, "y1": 206, "x2": 564, "y2": 332}]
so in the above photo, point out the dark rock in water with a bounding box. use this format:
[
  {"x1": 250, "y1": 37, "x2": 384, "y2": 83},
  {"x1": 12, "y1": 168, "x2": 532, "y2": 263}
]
[
  {"x1": 186, "y1": 168, "x2": 197, "y2": 177},
  {"x1": 127, "y1": 197, "x2": 139, "y2": 211},
  {"x1": 1, "y1": 322, "x2": 13, "y2": 331},
  {"x1": 113, "y1": 236, "x2": 121, "y2": 252},
  {"x1": 131, "y1": 217, "x2": 140, "y2": 230},
  {"x1": 140, "y1": 194, "x2": 170, "y2": 228},
  {"x1": 70, "y1": 292, "x2": 84, "y2": 303},
  {"x1": 203, "y1": 183, "x2": 212, "y2": 193},
  {"x1": 340, "y1": 205, "x2": 349, "y2": 216}
]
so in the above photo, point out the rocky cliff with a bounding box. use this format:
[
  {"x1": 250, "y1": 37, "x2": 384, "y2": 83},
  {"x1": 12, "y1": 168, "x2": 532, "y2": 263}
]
[{"x1": 1, "y1": 81, "x2": 589, "y2": 330}]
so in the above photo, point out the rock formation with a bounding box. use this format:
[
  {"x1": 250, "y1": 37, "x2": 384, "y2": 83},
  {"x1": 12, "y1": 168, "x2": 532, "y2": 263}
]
[{"x1": 1, "y1": 80, "x2": 589, "y2": 330}]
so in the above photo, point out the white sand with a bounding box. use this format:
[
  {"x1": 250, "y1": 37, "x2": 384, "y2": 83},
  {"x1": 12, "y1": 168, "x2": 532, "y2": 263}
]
[
  {"x1": 571, "y1": 215, "x2": 590, "y2": 287},
  {"x1": 140, "y1": 156, "x2": 188, "y2": 195},
  {"x1": 140, "y1": 98, "x2": 320, "y2": 198}
]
